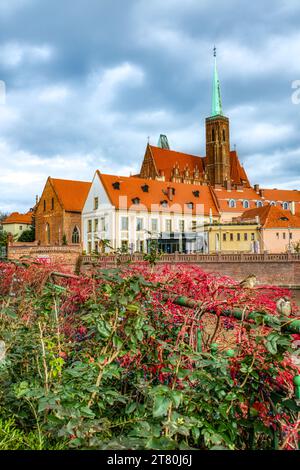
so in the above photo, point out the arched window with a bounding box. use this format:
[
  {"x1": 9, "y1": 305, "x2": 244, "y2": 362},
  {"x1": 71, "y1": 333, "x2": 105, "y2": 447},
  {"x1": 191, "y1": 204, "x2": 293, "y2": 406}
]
[
  {"x1": 212, "y1": 129, "x2": 215, "y2": 141},
  {"x1": 256, "y1": 201, "x2": 263, "y2": 208},
  {"x1": 223, "y1": 129, "x2": 226, "y2": 142},
  {"x1": 270, "y1": 201, "x2": 276, "y2": 206},
  {"x1": 282, "y1": 202, "x2": 289, "y2": 210},
  {"x1": 243, "y1": 200, "x2": 250, "y2": 209},
  {"x1": 46, "y1": 223, "x2": 50, "y2": 244},
  {"x1": 72, "y1": 226, "x2": 80, "y2": 244},
  {"x1": 229, "y1": 199, "x2": 236, "y2": 208}
]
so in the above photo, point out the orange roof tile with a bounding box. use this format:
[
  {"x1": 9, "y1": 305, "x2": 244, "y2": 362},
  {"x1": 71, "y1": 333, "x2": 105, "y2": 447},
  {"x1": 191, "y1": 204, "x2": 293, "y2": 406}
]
[
  {"x1": 240, "y1": 204, "x2": 300, "y2": 228},
  {"x1": 50, "y1": 178, "x2": 91, "y2": 212},
  {"x1": 2, "y1": 211, "x2": 33, "y2": 225},
  {"x1": 149, "y1": 145, "x2": 205, "y2": 180},
  {"x1": 97, "y1": 172, "x2": 219, "y2": 216},
  {"x1": 148, "y1": 145, "x2": 251, "y2": 187}
]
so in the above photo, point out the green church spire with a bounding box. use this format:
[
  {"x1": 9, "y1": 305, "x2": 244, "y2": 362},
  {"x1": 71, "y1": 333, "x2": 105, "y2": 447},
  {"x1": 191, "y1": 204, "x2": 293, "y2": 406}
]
[{"x1": 211, "y1": 47, "x2": 223, "y2": 117}]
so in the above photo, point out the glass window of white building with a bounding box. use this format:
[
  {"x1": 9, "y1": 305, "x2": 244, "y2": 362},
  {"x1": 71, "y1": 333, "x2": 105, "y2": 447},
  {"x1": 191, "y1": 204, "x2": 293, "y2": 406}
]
[
  {"x1": 121, "y1": 216, "x2": 129, "y2": 230},
  {"x1": 179, "y1": 220, "x2": 185, "y2": 232},
  {"x1": 136, "y1": 218, "x2": 143, "y2": 231},
  {"x1": 165, "y1": 219, "x2": 172, "y2": 232},
  {"x1": 151, "y1": 219, "x2": 158, "y2": 232}
]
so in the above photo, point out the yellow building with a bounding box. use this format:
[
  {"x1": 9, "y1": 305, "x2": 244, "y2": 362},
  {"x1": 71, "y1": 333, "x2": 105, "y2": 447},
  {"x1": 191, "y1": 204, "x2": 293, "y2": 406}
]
[
  {"x1": 1, "y1": 211, "x2": 33, "y2": 238},
  {"x1": 204, "y1": 222, "x2": 260, "y2": 253}
]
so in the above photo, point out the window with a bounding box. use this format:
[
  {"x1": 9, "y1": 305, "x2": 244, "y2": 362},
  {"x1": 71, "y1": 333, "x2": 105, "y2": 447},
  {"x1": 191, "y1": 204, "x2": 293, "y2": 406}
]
[
  {"x1": 283, "y1": 202, "x2": 289, "y2": 210},
  {"x1": 223, "y1": 233, "x2": 226, "y2": 242},
  {"x1": 186, "y1": 202, "x2": 194, "y2": 210},
  {"x1": 43, "y1": 200, "x2": 46, "y2": 211},
  {"x1": 191, "y1": 220, "x2": 197, "y2": 232},
  {"x1": 256, "y1": 201, "x2": 263, "y2": 208},
  {"x1": 212, "y1": 129, "x2": 215, "y2": 141},
  {"x1": 270, "y1": 201, "x2": 276, "y2": 206},
  {"x1": 229, "y1": 199, "x2": 236, "y2": 208},
  {"x1": 283, "y1": 232, "x2": 286, "y2": 240},
  {"x1": 237, "y1": 233, "x2": 241, "y2": 241},
  {"x1": 88, "y1": 242, "x2": 92, "y2": 254},
  {"x1": 251, "y1": 233, "x2": 255, "y2": 241},
  {"x1": 72, "y1": 227, "x2": 80, "y2": 244},
  {"x1": 276, "y1": 233, "x2": 279, "y2": 239},
  {"x1": 132, "y1": 197, "x2": 140, "y2": 205},
  {"x1": 46, "y1": 223, "x2": 50, "y2": 244},
  {"x1": 100, "y1": 217, "x2": 107, "y2": 231},
  {"x1": 141, "y1": 184, "x2": 149, "y2": 193},
  {"x1": 136, "y1": 218, "x2": 143, "y2": 231},
  {"x1": 88, "y1": 220, "x2": 92, "y2": 233},
  {"x1": 290, "y1": 232, "x2": 293, "y2": 239},
  {"x1": 192, "y1": 190, "x2": 200, "y2": 198},
  {"x1": 243, "y1": 200, "x2": 250, "y2": 209},
  {"x1": 94, "y1": 242, "x2": 99, "y2": 254},
  {"x1": 151, "y1": 219, "x2": 158, "y2": 232},
  {"x1": 137, "y1": 240, "x2": 144, "y2": 252},
  {"x1": 160, "y1": 200, "x2": 168, "y2": 208},
  {"x1": 94, "y1": 197, "x2": 99, "y2": 210},
  {"x1": 244, "y1": 233, "x2": 248, "y2": 241},
  {"x1": 179, "y1": 220, "x2": 185, "y2": 232},
  {"x1": 19, "y1": 226, "x2": 23, "y2": 231},
  {"x1": 223, "y1": 129, "x2": 226, "y2": 142},
  {"x1": 112, "y1": 182, "x2": 120, "y2": 190},
  {"x1": 165, "y1": 219, "x2": 172, "y2": 232},
  {"x1": 230, "y1": 233, "x2": 234, "y2": 241},
  {"x1": 51, "y1": 198, "x2": 54, "y2": 210},
  {"x1": 94, "y1": 219, "x2": 98, "y2": 232},
  {"x1": 121, "y1": 217, "x2": 129, "y2": 231}
]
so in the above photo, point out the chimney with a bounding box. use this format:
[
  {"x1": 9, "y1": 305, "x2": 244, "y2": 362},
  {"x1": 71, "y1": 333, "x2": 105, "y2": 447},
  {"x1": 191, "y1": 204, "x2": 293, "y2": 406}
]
[
  {"x1": 36, "y1": 195, "x2": 39, "y2": 204},
  {"x1": 255, "y1": 215, "x2": 260, "y2": 224},
  {"x1": 254, "y1": 184, "x2": 260, "y2": 193},
  {"x1": 259, "y1": 189, "x2": 264, "y2": 197},
  {"x1": 291, "y1": 201, "x2": 296, "y2": 215}
]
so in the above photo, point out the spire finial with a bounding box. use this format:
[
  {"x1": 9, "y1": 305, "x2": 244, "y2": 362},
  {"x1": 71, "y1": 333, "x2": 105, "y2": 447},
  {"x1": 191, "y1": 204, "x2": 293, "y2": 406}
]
[{"x1": 211, "y1": 46, "x2": 223, "y2": 117}]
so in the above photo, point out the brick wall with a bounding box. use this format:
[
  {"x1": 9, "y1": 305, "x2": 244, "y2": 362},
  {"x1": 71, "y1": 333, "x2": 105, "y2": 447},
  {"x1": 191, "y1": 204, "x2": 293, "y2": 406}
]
[
  {"x1": 80, "y1": 253, "x2": 300, "y2": 287},
  {"x1": 7, "y1": 244, "x2": 81, "y2": 271}
]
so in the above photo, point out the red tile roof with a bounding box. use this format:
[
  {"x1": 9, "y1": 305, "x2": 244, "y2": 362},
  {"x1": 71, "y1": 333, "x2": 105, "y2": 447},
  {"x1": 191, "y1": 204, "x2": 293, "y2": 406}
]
[
  {"x1": 2, "y1": 211, "x2": 33, "y2": 225},
  {"x1": 240, "y1": 204, "x2": 300, "y2": 228},
  {"x1": 148, "y1": 145, "x2": 251, "y2": 187},
  {"x1": 213, "y1": 187, "x2": 262, "y2": 212},
  {"x1": 50, "y1": 178, "x2": 91, "y2": 212},
  {"x1": 97, "y1": 172, "x2": 219, "y2": 216}
]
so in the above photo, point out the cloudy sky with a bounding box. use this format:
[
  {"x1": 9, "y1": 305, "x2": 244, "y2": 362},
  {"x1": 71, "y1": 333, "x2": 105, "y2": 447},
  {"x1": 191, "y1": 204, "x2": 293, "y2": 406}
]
[{"x1": 0, "y1": 0, "x2": 300, "y2": 213}]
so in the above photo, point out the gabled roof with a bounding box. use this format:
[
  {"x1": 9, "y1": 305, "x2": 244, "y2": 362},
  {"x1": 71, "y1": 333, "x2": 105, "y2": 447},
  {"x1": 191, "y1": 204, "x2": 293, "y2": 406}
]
[
  {"x1": 147, "y1": 145, "x2": 251, "y2": 187},
  {"x1": 149, "y1": 145, "x2": 205, "y2": 180},
  {"x1": 96, "y1": 172, "x2": 219, "y2": 216},
  {"x1": 49, "y1": 178, "x2": 91, "y2": 212},
  {"x1": 2, "y1": 211, "x2": 33, "y2": 225},
  {"x1": 240, "y1": 204, "x2": 300, "y2": 228}
]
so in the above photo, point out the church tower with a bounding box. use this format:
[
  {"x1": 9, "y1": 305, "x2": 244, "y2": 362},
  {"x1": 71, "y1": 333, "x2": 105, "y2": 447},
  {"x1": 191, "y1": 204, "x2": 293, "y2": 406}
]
[{"x1": 206, "y1": 48, "x2": 231, "y2": 186}]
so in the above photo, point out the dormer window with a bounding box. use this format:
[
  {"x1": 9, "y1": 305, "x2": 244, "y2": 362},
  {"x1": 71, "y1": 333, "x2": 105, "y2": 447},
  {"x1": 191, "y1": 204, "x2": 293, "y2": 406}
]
[
  {"x1": 229, "y1": 199, "x2": 236, "y2": 208},
  {"x1": 270, "y1": 201, "x2": 276, "y2": 206},
  {"x1": 280, "y1": 216, "x2": 289, "y2": 221},
  {"x1": 243, "y1": 200, "x2": 250, "y2": 209},
  {"x1": 141, "y1": 184, "x2": 149, "y2": 193},
  {"x1": 192, "y1": 190, "x2": 200, "y2": 198},
  {"x1": 112, "y1": 182, "x2": 120, "y2": 190},
  {"x1": 282, "y1": 202, "x2": 289, "y2": 210},
  {"x1": 186, "y1": 202, "x2": 194, "y2": 209},
  {"x1": 132, "y1": 197, "x2": 140, "y2": 205},
  {"x1": 160, "y1": 200, "x2": 168, "y2": 208},
  {"x1": 256, "y1": 201, "x2": 263, "y2": 208}
]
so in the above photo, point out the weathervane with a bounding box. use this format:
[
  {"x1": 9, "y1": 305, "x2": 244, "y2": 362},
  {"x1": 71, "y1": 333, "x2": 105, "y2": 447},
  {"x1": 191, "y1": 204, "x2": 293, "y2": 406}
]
[{"x1": 213, "y1": 45, "x2": 216, "y2": 57}]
